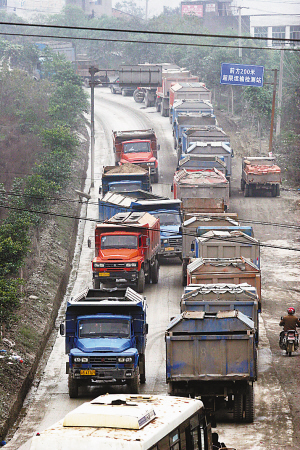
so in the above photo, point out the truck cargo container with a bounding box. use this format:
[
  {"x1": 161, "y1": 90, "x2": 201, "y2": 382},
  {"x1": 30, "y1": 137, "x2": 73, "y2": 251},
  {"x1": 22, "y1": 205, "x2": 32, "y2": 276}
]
[
  {"x1": 60, "y1": 288, "x2": 147, "y2": 397},
  {"x1": 165, "y1": 310, "x2": 257, "y2": 422},
  {"x1": 156, "y1": 71, "x2": 199, "y2": 116},
  {"x1": 181, "y1": 283, "x2": 260, "y2": 328},
  {"x1": 173, "y1": 114, "x2": 218, "y2": 153},
  {"x1": 100, "y1": 164, "x2": 151, "y2": 196},
  {"x1": 172, "y1": 169, "x2": 230, "y2": 211},
  {"x1": 171, "y1": 99, "x2": 214, "y2": 129},
  {"x1": 178, "y1": 155, "x2": 227, "y2": 175},
  {"x1": 195, "y1": 230, "x2": 260, "y2": 268},
  {"x1": 241, "y1": 156, "x2": 281, "y2": 197},
  {"x1": 180, "y1": 142, "x2": 233, "y2": 182},
  {"x1": 186, "y1": 257, "x2": 261, "y2": 304},
  {"x1": 169, "y1": 82, "x2": 212, "y2": 119},
  {"x1": 181, "y1": 126, "x2": 230, "y2": 155},
  {"x1": 113, "y1": 129, "x2": 159, "y2": 183},
  {"x1": 91, "y1": 212, "x2": 160, "y2": 293}
]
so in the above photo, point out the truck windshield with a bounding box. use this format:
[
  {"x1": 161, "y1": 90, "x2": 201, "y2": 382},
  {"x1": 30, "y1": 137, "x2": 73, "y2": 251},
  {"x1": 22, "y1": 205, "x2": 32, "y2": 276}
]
[
  {"x1": 109, "y1": 182, "x2": 141, "y2": 192},
  {"x1": 79, "y1": 319, "x2": 130, "y2": 338},
  {"x1": 123, "y1": 142, "x2": 151, "y2": 153},
  {"x1": 155, "y1": 212, "x2": 181, "y2": 226},
  {"x1": 101, "y1": 235, "x2": 138, "y2": 249}
]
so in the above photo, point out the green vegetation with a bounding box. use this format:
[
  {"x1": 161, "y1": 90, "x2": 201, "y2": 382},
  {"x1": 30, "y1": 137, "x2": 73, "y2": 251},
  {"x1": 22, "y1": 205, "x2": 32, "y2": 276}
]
[{"x1": 0, "y1": 40, "x2": 88, "y2": 331}]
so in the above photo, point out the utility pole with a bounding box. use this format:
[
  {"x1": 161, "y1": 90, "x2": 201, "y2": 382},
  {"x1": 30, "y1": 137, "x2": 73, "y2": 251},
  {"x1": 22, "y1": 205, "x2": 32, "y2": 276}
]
[
  {"x1": 88, "y1": 66, "x2": 100, "y2": 188},
  {"x1": 269, "y1": 69, "x2": 278, "y2": 154},
  {"x1": 145, "y1": 0, "x2": 149, "y2": 21},
  {"x1": 276, "y1": 48, "x2": 284, "y2": 137},
  {"x1": 238, "y1": 6, "x2": 242, "y2": 59}
]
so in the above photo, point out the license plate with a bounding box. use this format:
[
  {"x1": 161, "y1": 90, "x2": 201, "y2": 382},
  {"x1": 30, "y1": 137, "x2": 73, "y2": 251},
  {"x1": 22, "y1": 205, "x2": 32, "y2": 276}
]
[
  {"x1": 165, "y1": 247, "x2": 174, "y2": 251},
  {"x1": 80, "y1": 370, "x2": 96, "y2": 376},
  {"x1": 98, "y1": 272, "x2": 110, "y2": 277}
]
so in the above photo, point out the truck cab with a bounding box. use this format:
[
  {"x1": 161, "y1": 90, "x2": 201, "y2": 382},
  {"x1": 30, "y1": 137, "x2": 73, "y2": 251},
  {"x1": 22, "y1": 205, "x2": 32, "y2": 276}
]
[
  {"x1": 120, "y1": 139, "x2": 159, "y2": 183},
  {"x1": 61, "y1": 288, "x2": 147, "y2": 398}
]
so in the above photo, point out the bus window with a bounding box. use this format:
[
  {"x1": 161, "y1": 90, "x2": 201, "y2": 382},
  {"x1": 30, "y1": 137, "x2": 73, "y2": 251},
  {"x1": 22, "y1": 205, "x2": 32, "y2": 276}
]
[{"x1": 170, "y1": 428, "x2": 181, "y2": 450}]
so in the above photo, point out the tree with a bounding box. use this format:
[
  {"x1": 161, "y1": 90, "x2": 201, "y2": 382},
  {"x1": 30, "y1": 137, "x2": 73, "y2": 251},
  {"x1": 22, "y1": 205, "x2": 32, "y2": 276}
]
[{"x1": 115, "y1": 1, "x2": 144, "y2": 18}]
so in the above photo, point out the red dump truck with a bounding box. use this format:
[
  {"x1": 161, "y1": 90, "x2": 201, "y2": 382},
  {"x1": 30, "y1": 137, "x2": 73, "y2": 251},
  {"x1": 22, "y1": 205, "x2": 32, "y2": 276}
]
[
  {"x1": 241, "y1": 156, "x2": 281, "y2": 197},
  {"x1": 113, "y1": 129, "x2": 160, "y2": 183},
  {"x1": 91, "y1": 212, "x2": 160, "y2": 293}
]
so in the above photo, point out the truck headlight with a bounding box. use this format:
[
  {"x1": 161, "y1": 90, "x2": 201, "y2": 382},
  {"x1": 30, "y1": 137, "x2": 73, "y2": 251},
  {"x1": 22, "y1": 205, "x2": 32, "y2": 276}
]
[
  {"x1": 74, "y1": 357, "x2": 81, "y2": 362},
  {"x1": 125, "y1": 357, "x2": 133, "y2": 363},
  {"x1": 163, "y1": 239, "x2": 168, "y2": 244},
  {"x1": 74, "y1": 357, "x2": 89, "y2": 363},
  {"x1": 126, "y1": 262, "x2": 138, "y2": 267},
  {"x1": 118, "y1": 357, "x2": 125, "y2": 363},
  {"x1": 81, "y1": 357, "x2": 89, "y2": 363},
  {"x1": 93, "y1": 263, "x2": 105, "y2": 268}
]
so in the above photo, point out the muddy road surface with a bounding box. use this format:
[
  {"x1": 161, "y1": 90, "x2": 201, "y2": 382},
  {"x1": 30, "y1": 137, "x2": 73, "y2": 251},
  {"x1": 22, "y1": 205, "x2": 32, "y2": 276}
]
[{"x1": 4, "y1": 88, "x2": 300, "y2": 450}]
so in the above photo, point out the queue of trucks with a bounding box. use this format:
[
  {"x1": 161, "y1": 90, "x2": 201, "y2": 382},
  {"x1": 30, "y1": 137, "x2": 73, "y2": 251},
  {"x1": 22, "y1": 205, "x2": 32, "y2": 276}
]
[{"x1": 57, "y1": 64, "x2": 284, "y2": 435}]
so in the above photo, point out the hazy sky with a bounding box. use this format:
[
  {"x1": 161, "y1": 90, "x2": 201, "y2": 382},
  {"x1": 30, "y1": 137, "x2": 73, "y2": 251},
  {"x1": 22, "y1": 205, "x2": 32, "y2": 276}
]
[{"x1": 113, "y1": 0, "x2": 300, "y2": 18}]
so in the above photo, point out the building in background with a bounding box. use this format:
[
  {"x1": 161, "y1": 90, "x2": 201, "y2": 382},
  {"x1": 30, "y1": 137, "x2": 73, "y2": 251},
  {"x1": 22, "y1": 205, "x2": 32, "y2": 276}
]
[{"x1": 3, "y1": 0, "x2": 112, "y2": 20}]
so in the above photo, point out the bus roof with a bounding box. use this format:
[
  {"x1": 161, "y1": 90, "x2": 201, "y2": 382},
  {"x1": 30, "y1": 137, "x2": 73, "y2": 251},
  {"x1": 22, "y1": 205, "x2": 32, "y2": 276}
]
[{"x1": 30, "y1": 394, "x2": 204, "y2": 450}]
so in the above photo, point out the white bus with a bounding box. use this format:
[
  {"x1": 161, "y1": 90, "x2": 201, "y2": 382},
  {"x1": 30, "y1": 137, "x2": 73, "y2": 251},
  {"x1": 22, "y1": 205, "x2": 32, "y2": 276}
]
[{"x1": 30, "y1": 394, "x2": 213, "y2": 450}]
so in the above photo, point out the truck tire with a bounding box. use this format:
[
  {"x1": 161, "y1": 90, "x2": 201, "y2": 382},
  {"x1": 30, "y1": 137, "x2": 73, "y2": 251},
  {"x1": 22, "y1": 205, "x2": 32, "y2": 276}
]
[
  {"x1": 151, "y1": 259, "x2": 159, "y2": 284},
  {"x1": 241, "y1": 178, "x2": 245, "y2": 191},
  {"x1": 110, "y1": 87, "x2": 116, "y2": 94},
  {"x1": 271, "y1": 184, "x2": 277, "y2": 197},
  {"x1": 161, "y1": 105, "x2": 168, "y2": 117},
  {"x1": 276, "y1": 184, "x2": 280, "y2": 196},
  {"x1": 244, "y1": 184, "x2": 250, "y2": 197},
  {"x1": 68, "y1": 374, "x2": 79, "y2": 398},
  {"x1": 153, "y1": 170, "x2": 159, "y2": 184},
  {"x1": 137, "y1": 268, "x2": 145, "y2": 293},
  {"x1": 155, "y1": 100, "x2": 161, "y2": 112},
  {"x1": 182, "y1": 263, "x2": 187, "y2": 286},
  {"x1": 139, "y1": 355, "x2": 146, "y2": 384},
  {"x1": 233, "y1": 393, "x2": 243, "y2": 422},
  {"x1": 133, "y1": 89, "x2": 144, "y2": 103},
  {"x1": 93, "y1": 279, "x2": 101, "y2": 289},
  {"x1": 244, "y1": 385, "x2": 254, "y2": 423},
  {"x1": 121, "y1": 89, "x2": 127, "y2": 96},
  {"x1": 128, "y1": 369, "x2": 139, "y2": 394}
]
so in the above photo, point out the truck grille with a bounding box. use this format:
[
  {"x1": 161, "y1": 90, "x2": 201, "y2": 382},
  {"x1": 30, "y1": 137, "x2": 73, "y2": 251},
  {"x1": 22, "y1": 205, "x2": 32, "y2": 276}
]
[
  {"x1": 103, "y1": 262, "x2": 126, "y2": 268},
  {"x1": 90, "y1": 356, "x2": 117, "y2": 368},
  {"x1": 169, "y1": 237, "x2": 182, "y2": 246}
]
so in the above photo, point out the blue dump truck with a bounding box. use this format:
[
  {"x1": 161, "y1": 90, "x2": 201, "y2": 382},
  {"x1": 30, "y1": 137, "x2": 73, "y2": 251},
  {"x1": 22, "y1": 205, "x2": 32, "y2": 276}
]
[
  {"x1": 165, "y1": 309, "x2": 257, "y2": 422},
  {"x1": 98, "y1": 193, "x2": 183, "y2": 260},
  {"x1": 177, "y1": 155, "x2": 227, "y2": 175},
  {"x1": 60, "y1": 287, "x2": 148, "y2": 398},
  {"x1": 100, "y1": 164, "x2": 151, "y2": 196}
]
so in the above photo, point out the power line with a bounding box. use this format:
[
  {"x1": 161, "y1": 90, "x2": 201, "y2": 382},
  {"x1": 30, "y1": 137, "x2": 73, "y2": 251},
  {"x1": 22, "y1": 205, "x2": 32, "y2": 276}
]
[
  {"x1": 1, "y1": 19, "x2": 300, "y2": 44},
  {"x1": 0, "y1": 30, "x2": 299, "y2": 53}
]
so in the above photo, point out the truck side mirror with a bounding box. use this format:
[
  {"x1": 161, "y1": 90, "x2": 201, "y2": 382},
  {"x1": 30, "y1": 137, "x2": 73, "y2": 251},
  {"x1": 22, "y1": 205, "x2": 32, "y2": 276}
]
[
  {"x1": 146, "y1": 237, "x2": 150, "y2": 246},
  {"x1": 171, "y1": 184, "x2": 173, "y2": 192},
  {"x1": 60, "y1": 323, "x2": 65, "y2": 336},
  {"x1": 179, "y1": 226, "x2": 182, "y2": 234},
  {"x1": 144, "y1": 323, "x2": 149, "y2": 334},
  {"x1": 157, "y1": 144, "x2": 160, "y2": 151},
  {"x1": 88, "y1": 238, "x2": 92, "y2": 248},
  {"x1": 191, "y1": 242, "x2": 195, "y2": 252},
  {"x1": 99, "y1": 186, "x2": 102, "y2": 195}
]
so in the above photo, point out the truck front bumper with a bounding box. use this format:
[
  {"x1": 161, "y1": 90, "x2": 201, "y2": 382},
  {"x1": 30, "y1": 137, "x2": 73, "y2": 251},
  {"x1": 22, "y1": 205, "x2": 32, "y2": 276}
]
[
  {"x1": 93, "y1": 270, "x2": 138, "y2": 284},
  {"x1": 70, "y1": 367, "x2": 137, "y2": 383}
]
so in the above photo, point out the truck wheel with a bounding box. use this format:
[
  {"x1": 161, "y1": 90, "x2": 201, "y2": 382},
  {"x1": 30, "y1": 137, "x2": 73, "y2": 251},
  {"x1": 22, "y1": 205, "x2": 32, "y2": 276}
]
[
  {"x1": 155, "y1": 100, "x2": 161, "y2": 112},
  {"x1": 133, "y1": 89, "x2": 144, "y2": 103},
  {"x1": 182, "y1": 264, "x2": 187, "y2": 287},
  {"x1": 244, "y1": 184, "x2": 250, "y2": 197},
  {"x1": 93, "y1": 279, "x2": 101, "y2": 289},
  {"x1": 151, "y1": 259, "x2": 159, "y2": 284},
  {"x1": 241, "y1": 178, "x2": 245, "y2": 191},
  {"x1": 128, "y1": 369, "x2": 139, "y2": 394},
  {"x1": 137, "y1": 269, "x2": 145, "y2": 293},
  {"x1": 233, "y1": 393, "x2": 243, "y2": 422},
  {"x1": 153, "y1": 170, "x2": 159, "y2": 184},
  {"x1": 276, "y1": 184, "x2": 280, "y2": 196},
  {"x1": 168, "y1": 382, "x2": 175, "y2": 395},
  {"x1": 271, "y1": 185, "x2": 277, "y2": 197},
  {"x1": 161, "y1": 105, "x2": 167, "y2": 117},
  {"x1": 139, "y1": 355, "x2": 146, "y2": 384},
  {"x1": 68, "y1": 374, "x2": 79, "y2": 398},
  {"x1": 244, "y1": 385, "x2": 254, "y2": 423},
  {"x1": 110, "y1": 87, "x2": 116, "y2": 94},
  {"x1": 145, "y1": 94, "x2": 150, "y2": 107}
]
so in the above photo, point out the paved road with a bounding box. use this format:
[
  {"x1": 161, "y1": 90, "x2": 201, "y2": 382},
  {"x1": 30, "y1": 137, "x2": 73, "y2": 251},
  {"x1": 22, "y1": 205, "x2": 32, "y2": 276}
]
[{"x1": 5, "y1": 88, "x2": 300, "y2": 450}]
